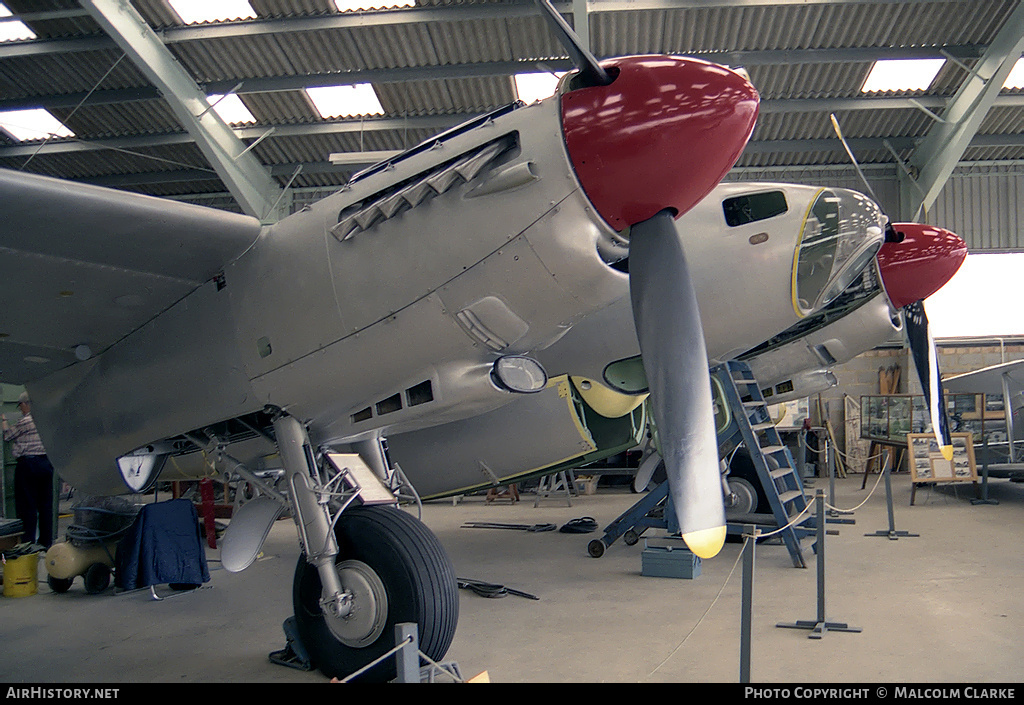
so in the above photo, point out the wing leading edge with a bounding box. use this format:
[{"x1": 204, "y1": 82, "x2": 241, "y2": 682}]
[{"x1": 0, "y1": 168, "x2": 263, "y2": 385}]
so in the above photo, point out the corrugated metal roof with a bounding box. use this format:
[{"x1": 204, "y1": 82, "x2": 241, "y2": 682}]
[{"x1": 1, "y1": 0, "x2": 1024, "y2": 241}]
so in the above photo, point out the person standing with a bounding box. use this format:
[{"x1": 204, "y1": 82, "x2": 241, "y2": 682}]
[{"x1": 2, "y1": 392, "x2": 55, "y2": 548}]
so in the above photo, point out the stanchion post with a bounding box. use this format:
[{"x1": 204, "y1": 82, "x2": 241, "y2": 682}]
[
  {"x1": 827, "y1": 439, "x2": 838, "y2": 518},
  {"x1": 776, "y1": 490, "x2": 861, "y2": 639},
  {"x1": 866, "y1": 449, "x2": 919, "y2": 539},
  {"x1": 396, "y1": 623, "x2": 420, "y2": 683},
  {"x1": 972, "y1": 438, "x2": 999, "y2": 506},
  {"x1": 740, "y1": 524, "x2": 756, "y2": 683}
]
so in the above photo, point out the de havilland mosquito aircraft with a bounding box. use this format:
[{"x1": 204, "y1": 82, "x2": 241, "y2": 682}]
[
  {"x1": 0, "y1": 1, "x2": 766, "y2": 681},
  {"x1": 0, "y1": 0, "x2": 967, "y2": 681}
]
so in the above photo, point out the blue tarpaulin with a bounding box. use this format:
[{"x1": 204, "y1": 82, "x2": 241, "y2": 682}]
[{"x1": 115, "y1": 499, "x2": 210, "y2": 590}]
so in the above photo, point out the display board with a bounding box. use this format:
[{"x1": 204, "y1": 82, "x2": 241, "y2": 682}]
[{"x1": 907, "y1": 432, "x2": 978, "y2": 484}]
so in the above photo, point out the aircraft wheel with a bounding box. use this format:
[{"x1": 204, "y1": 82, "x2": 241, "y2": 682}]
[
  {"x1": 47, "y1": 574, "x2": 73, "y2": 593},
  {"x1": 292, "y1": 505, "x2": 459, "y2": 682},
  {"x1": 727, "y1": 476, "x2": 759, "y2": 515},
  {"x1": 727, "y1": 449, "x2": 769, "y2": 515},
  {"x1": 83, "y1": 563, "x2": 110, "y2": 594}
]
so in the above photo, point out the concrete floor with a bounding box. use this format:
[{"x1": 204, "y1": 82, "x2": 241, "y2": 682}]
[{"x1": 1, "y1": 471, "x2": 1022, "y2": 684}]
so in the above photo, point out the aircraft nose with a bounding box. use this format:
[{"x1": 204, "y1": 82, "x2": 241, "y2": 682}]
[
  {"x1": 876, "y1": 223, "x2": 968, "y2": 309},
  {"x1": 560, "y1": 55, "x2": 759, "y2": 231}
]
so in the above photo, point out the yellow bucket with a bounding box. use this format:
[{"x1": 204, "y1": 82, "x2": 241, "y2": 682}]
[{"x1": 3, "y1": 553, "x2": 39, "y2": 598}]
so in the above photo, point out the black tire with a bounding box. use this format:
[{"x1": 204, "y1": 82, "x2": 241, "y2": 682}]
[
  {"x1": 83, "y1": 563, "x2": 110, "y2": 594},
  {"x1": 292, "y1": 506, "x2": 459, "y2": 682},
  {"x1": 726, "y1": 449, "x2": 769, "y2": 515},
  {"x1": 47, "y1": 574, "x2": 73, "y2": 593}
]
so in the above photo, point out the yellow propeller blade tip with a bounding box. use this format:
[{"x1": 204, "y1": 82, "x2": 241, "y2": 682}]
[
  {"x1": 941, "y1": 445, "x2": 954, "y2": 461},
  {"x1": 682, "y1": 525, "x2": 727, "y2": 559}
]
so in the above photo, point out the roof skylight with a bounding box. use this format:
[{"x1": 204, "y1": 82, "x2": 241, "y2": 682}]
[
  {"x1": 514, "y1": 72, "x2": 565, "y2": 104},
  {"x1": 333, "y1": 1, "x2": 416, "y2": 11},
  {"x1": 861, "y1": 59, "x2": 945, "y2": 93},
  {"x1": 0, "y1": 3, "x2": 36, "y2": 42},
  {"x1": 207, "y1": 94, "x2": 256, "y2": 125},
  {"x1": 305, "y1": 84, "x2": 384, "y2": 118},
  {"x1": 0, "y1": 108, "x2": 74, "y2": 142},
  {"x1": 167, "y1": 0, "x2": 256, "y2": 25},
  {"x1": 1003, "y1": 57, "x2": 1024, "y2": 90}
]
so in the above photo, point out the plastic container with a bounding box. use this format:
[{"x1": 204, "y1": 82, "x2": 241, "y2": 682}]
[{"x1": 3, "y1": 552, "x2": 39, "y2": 597}]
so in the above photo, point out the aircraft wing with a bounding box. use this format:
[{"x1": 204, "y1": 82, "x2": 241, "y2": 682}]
[
  {"x1": 0, "y1": 168, "x2": 263, "y2": 385},
  {"x1": 943, "y1": 359, "x2": 1024, "y2": 395}
]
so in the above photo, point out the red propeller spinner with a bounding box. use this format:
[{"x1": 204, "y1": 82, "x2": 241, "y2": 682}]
[
  {"x1": 559, "y1": 55, "x2": 760, "y2": 232},
  {"x1": 876, "y1": 223, "x2": 968, "y2": 309}
]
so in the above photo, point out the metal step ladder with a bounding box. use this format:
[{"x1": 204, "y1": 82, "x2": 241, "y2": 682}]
[
  {"x1": 717, "y1": 360, "x2": 811, "y2": 568},
  {"x1": 589, "y1": 361, "x2": 815, "y2": 565}
]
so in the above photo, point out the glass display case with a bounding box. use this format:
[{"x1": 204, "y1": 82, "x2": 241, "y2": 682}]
[
  {"x1": 860, "y1": 393, "x2": 1007, "y2": 448},
  {"x1": 860, "y1": 394, "x2": 928, "y2": 445}
]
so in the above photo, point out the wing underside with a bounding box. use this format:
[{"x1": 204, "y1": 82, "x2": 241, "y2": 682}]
[{"x1": 0, "y1": 169, "x2": 263, "y2": 385}]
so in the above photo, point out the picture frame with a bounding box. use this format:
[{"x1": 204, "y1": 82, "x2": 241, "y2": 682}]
[{"x1": 906, "y1": 432, "x2": 978, "y2": 484}]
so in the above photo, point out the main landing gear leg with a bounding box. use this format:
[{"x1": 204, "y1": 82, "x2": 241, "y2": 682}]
[{"x1": 274, "y1": 415, "x2": 459, "y2": 682}]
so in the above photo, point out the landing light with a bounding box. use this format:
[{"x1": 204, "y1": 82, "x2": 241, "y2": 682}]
[{"x1": 491, "y1": 356, "x2": 547, "y2": 394}]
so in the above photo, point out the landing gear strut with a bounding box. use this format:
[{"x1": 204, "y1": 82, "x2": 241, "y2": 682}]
[{"x1": 273, "y1": 415, "x2": 459, "y2": 681}]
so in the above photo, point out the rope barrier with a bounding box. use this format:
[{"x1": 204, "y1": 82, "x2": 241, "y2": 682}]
[
  {"x1": 825, "y1": 451, "x2": 892, "y2": 513},
  {"x1": 335, "y1": 633, "x2": 467, "y2": 683},
  {"x1": 647, "y1": 536, "x2": 747, "y2": 679},
  {"x1": 751, "y1": 501, "x2": 814, "y2": 540},
  {"x1": 336, "y1": 636, "x2": 415, "y2": 683}
]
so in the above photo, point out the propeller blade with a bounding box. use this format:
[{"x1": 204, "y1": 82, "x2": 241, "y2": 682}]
[
  {"x1": 535, "y1": 0, "x2": 613, "y2": 88},
  {"x1": 628, "y1": 210, "x2": 725, "y2": 558},
  {"x1": 904, "y1": 300, "x2": 953, "y2": 460}
]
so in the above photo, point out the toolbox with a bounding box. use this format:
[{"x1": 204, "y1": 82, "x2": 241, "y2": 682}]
[{"x1": 641, "y1": 541, "x2": 701, "y2": 579}]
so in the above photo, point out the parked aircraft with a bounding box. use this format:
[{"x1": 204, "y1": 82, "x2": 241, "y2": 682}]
[
  {"x1": 0, "y1": 0, "x2": 966, "y2": 681},
  {"x1": 0, "y1": 0, "x2": 767, "y2": 681},
  {"x1": 943, "y1": 358, "x2": 1024, "y2": 473}
]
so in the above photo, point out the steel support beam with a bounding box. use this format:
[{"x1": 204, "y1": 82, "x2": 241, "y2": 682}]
[
  {"x1": 903, "y1": 2, "x2": 1024, "y2": 221},
  {"x1": 79, "y1": 0, "x2": 286, "y2": 222}
]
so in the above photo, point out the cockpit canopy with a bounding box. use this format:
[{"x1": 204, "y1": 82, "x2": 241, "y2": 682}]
[{"x1": 794, "y1": 188, "x2": 885, "y2": 316}]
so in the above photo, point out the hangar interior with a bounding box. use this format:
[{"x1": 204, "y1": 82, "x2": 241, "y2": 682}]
[{"x1": 1, "y1": 0, "x2": 1024, "y2": 684}]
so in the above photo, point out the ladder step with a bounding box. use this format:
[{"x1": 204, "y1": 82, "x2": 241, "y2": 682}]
[{"x1": 718, "y1": 361, "x2": 808, "y2": 569}]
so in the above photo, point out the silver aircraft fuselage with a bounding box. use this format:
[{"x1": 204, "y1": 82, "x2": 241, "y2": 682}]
[{"x1": 30, "y1": 99, "x2": 627, "y2": 496}]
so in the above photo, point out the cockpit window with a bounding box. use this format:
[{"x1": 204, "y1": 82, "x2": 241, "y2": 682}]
[
  {"x1": 723, "y1": 190, "x2": 788, "y2": 227},
  {"x1": 793, "y1": 188, "x2": 884, "y2": 316}
]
